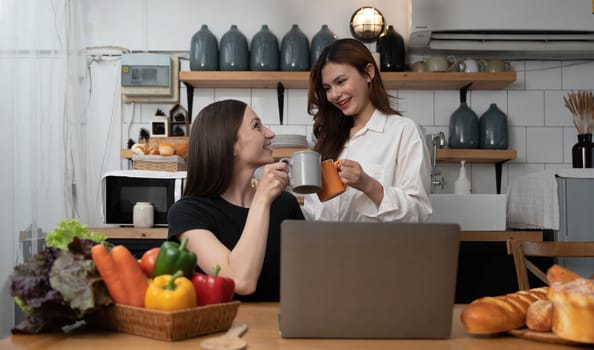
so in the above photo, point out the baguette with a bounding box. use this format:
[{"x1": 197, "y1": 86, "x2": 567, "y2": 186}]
[{"x1": 461, "y1": 287, "x2": 548, "y2": 334}]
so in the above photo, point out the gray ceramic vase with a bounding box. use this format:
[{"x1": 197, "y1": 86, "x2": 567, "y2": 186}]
[
  {"x1": 219, "y1": 25, "x2": 249, "y2": 71},
  {"x1": 449, "y1": 88, "x2": 479, "y2": 148},
  {"x1": 190, "y1": 25, "x2": 219, "y2": 71},
  {"x1": 280, "y1": 24, "x2": 310, "y2": 71},
  {"x1": 250, "y1": 25, "x2": 279, "y2": 71},
  {"x1": 310, "y1": 25, "x2": 336, "y2": 67},
  {"x1": 479, "y1": 103, "x2": 508, "y2": 149}
]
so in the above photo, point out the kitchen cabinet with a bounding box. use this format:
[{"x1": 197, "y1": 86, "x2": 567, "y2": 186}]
[{"x1": 179, "y1": 70, "x2": 516, "y2": 120}]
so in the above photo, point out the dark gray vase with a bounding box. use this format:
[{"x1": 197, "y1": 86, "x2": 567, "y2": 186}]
[
  {"x1": 310, "y1": 25, "x2": 336, "y2": 67},
  {"x1": 220, "y1": 25, "x2": 249, "y2": 71},
  {"x1": 250, "y1": 25, "x2": 279, "y2": 71},
  {"x1": 449, "y1": 87, "x2": 479, "y2": 149},
  {"x1": 479, "y1": 103, "x2": 509, "y2": 149},
  {"x1": 376, "y1": 25, "x2": 405, "y2": 72},
  {"x1": 280, "y1": 24, "x2": 310, "y2": 71},
  {"x1": 190, "y1": 25, "x2": 218, "y2": 71}
]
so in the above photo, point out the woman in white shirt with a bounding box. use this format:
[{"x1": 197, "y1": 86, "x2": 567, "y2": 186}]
[{"x1": 303, "y1": 38, "x2": 432, "y2": 222}]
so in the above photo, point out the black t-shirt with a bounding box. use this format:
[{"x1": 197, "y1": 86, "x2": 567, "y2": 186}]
[{"x1": 167, "y1": 191, "x2": 304, "y2": 301}]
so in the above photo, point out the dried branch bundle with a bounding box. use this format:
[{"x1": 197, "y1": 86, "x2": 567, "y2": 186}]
[{"x1": 563, "y1": 90, "x2": 594, "y2": 134}]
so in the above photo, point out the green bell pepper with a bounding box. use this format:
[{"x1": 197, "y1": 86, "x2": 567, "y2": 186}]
[{"x1": 152, "y1": 236, "x2": 197, "y2": 278}]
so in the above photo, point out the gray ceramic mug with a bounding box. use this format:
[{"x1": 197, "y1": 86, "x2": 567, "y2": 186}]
[
  {"x1": 280, "y1": 150, "x2": 322, "y2": 194},
  {"x1": 479, "y1": 59, "x2": 511, "y2": 72}
]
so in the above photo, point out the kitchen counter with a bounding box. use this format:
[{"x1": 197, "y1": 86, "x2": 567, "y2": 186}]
[
  {"x1": 0, "y1": 303, "x2": 573, "y2": 350},
  {"x1": 93, "y1": 227, "x2": 543, "y2": 242}
]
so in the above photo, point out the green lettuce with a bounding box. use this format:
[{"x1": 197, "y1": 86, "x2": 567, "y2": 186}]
[
  {"x1": 10, "y1": 230, "x2": 112, "y2": 334},
  {"x1": 45, "y1": 219, "x2": 106, "y2": 250}
]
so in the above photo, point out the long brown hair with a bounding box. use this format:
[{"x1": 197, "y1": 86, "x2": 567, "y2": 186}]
[
  {"x1": 308, "y1": 38, "x2": 400, "y2": 160},
  {"x1": 183, "y1": 99, "x2": 247, "y2": 197}
]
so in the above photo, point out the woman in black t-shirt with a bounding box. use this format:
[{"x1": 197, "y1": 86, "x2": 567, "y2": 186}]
[{"x1": 168, "y1": 99, "x2": 304, "y2": 301}]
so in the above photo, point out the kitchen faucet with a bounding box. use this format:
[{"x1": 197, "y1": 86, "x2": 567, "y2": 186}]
[{"x1": 430, "y1": 132, "x2": 446, "y2": 193}]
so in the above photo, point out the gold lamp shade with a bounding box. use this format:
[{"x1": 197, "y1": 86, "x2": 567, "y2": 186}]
[{"x1": 350, "y1": 7, "x2": 385, "y2": 43}]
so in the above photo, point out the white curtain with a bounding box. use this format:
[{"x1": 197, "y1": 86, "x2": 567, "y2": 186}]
[{"x1": 0, "y1": 0, "x2": 89, "y2": 336}]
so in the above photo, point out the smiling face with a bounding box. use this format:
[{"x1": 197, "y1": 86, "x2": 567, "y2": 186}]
[
  {"x1": 233, "y1": 106, "x2": 275, "y2": 167},
  {"x1": 321, "y1": 61, "x2": 376, "y2": 122}
]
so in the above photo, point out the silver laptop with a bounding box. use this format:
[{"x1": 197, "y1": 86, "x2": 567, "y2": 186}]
[{"x1": 279, "y1": 220, "x2": 460, "y2": 339}]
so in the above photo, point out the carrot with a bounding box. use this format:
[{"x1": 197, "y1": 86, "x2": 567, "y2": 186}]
[
  {"x1": 91, "y1": 244, "x2": 129, "y2": 305},
  {"x1": 111, "y1": 245, "x2": 148, "y2": 307}
]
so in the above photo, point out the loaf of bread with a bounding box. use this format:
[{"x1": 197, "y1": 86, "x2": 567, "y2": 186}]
[
  {"x1": 159, "y1": 143, "x2": 175, "y2": 156},
  {"x1": 546, "y1": 264, "x2": 582, "y2": 285},
  {"x1": 525, "y1": 299, "x2": 553, "y2": 332},
  {"x1": 461, "y1": 287, "x2": 548, "y2": 334},
  {"x1": 548, "y1": 278, "x2": 594, "y2": 343}
]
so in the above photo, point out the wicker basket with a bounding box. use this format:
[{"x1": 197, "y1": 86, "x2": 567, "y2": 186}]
[
  {"x1": 92, "y1": 301, "x2": 240, "y2": 341},
  {"x1": 132, "y1": 155, "x2": 186, "y2": 172}
]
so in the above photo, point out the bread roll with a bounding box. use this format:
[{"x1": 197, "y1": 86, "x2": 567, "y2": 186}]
[
  {"x1": 159, "y1": 143, "x2": 175, "y2": 156},
  {"x1": 549, "y1": 278, "x2": 594, "y2": 343},
  {"x1": 526, "y1": 299, "x2": 553, "y2": 332},
  {"x1": 547, "y1": 264, "x2": 582, "y2": 285},
  {"x1": 131, "y1": 143, "x2": 146, "y2": 155},
  {"x1": 461, "y1": 287, "x2": 548, "y2": 334},
  {"x1": 146, "y1": 146, "x2": 160, "y2": 155},
  {"x1": 174, "y1": 142, "x2": 188, "y2": 157}
]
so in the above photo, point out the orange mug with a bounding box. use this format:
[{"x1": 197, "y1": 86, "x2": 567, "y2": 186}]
[{"x1": 317, "y1": 160, "x2": 346, "y2": 202}]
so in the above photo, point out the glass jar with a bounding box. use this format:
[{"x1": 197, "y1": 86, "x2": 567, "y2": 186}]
[
  {"x1": 572, "y1": 133, "x2": 594, "y2": 168},
  {"x1": 133, "y1": 202, "x2": 154, "y2": 228}
]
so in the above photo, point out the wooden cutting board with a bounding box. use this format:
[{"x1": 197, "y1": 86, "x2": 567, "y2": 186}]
[{"x1": 509, "y1": 328, "x2": 585, "y2": 345}]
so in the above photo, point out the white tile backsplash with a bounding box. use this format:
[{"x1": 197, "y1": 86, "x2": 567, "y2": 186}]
[
  {"x1": 213, "y1": 88, "x2": 250, "y2": 104},
  {"x1": 562, "y1": 61, "x2": 594, "y2": 89},
  {"x1": 286, "y1": 90, "x2": 310, "y2": 125},
  {"x1": 434, "y1": 90, "x2": 460, "y2": 127},
  {"x1": 508, "y1": 90, "x2": 545, "y2": 126},
  {"x1": 545, "y1": 90, "x2": 575, "y2": 127},
  {"x1": 526, "y1": 127, "x2": 563, "y2": 163},
  {"x1": 397, "y1": 90, "x2": 434, "y2": 125},
  {"x1": 470, "y1": 90, "x2": 507, "y2": 116},
  {"x1": 252, "y1": 89, "x2": 283, "y2": 125},
  {"x1": 525, "y1": 61, "x2": 562, "y2": 90},
  {"x1": 508, "y1": 126, "x2": 527, "y2": 163}
]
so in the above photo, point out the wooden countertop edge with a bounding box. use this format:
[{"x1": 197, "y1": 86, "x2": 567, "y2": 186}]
[{"x1": 92, "y1": 227, "x2": 542, "y2": 242}]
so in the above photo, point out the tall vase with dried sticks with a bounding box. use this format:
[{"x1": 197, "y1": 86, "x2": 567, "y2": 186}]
[{"x1": 563, "y1": 90, "x2": 594, "y2": 168}]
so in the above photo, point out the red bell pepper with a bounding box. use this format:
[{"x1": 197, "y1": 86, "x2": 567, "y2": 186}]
[{"x1": 191, "y1": 265, "x2": 235, "y2": 306}]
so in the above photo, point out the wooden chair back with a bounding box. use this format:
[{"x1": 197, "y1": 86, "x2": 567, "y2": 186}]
[{"x1": 506, "y1": 238, "x2": 594, "y2": 290}]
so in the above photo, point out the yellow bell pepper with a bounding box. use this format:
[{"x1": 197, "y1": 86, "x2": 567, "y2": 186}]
[{"x1": 145, "y1": 270, "x2": 197, "y2": 311}]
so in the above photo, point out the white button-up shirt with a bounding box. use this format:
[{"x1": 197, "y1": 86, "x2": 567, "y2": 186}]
[{"x1": 302, "y1": 109, "x2": 432, "y2": 222}]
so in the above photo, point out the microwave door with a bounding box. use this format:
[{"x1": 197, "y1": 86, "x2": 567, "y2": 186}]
[{"x1": 105, "y1": 176, "x2": 175, "y2": 226}]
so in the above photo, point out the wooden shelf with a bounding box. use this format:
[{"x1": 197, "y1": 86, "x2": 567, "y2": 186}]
[
  {"x1": 123, "y1": 147, "x2": 517, "y2": 164},
  {"x1": 436, "y1": 149, "x2": 517, "y2": 163},
  {"x1": 92, "y1": 227, "x2": 167, "y2": 240},
  {"x1": 179, "y1": 71, "x2": 516, "y2": 90}
]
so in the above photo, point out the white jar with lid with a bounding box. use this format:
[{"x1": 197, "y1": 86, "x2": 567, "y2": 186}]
[{"x1": 133, "y1": 202, "x2": 154, "y2": 228}]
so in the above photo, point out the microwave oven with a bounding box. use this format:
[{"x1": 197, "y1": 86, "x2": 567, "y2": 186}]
[{"x1": 101, "y1": 170, "x2": 186, "y2": 226}]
